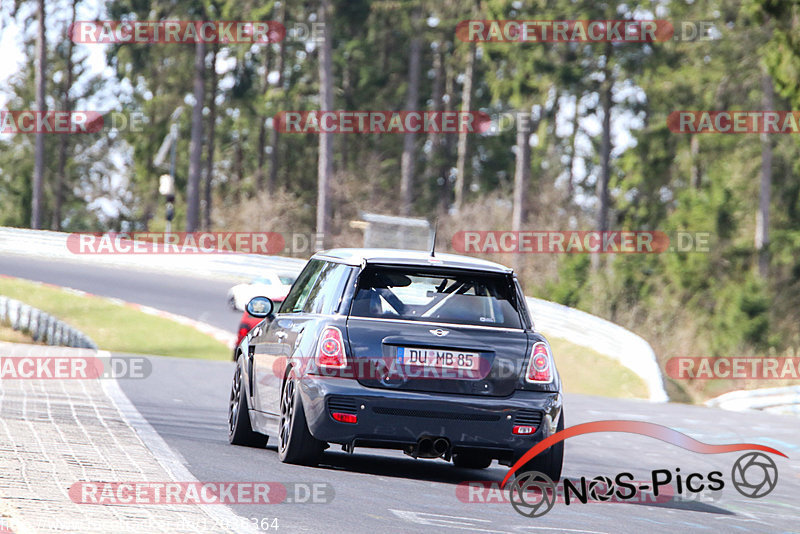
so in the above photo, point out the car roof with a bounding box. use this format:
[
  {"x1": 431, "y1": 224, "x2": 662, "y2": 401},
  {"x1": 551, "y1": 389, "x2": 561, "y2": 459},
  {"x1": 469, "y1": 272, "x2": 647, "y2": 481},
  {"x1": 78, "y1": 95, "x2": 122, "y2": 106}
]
[{"x1": 311, "y1": 248, "x2": 514, "y2": 274}]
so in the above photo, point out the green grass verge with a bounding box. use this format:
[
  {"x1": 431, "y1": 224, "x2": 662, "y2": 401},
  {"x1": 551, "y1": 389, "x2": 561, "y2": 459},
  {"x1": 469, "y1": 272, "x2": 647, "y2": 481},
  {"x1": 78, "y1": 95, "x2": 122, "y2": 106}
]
[
  {"x1": 0, "y1": 277, "x2": 230, "y2": 360},
  {"x1": 548, "y1": 336, "x2": 650, "y2": 399}
]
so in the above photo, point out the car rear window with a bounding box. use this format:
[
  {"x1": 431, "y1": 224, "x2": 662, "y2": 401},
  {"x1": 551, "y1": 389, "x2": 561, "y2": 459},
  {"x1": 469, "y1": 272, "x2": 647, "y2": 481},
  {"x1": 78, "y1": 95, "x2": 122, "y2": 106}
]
[{"x1": 349, "y1": 266, "x2": 522, "y2": 328}]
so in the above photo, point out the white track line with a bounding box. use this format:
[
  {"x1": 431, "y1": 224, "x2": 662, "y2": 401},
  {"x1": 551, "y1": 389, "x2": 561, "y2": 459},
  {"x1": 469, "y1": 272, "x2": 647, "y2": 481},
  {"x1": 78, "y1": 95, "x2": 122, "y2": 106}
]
[{"x1": 99, "y1": 351, "x2": 258, "y2": 534}]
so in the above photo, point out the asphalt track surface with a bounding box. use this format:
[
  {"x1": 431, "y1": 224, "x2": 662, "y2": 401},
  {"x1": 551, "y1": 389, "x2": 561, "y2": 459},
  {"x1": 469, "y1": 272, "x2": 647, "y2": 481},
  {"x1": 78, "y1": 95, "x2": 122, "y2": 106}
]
[{"x1": 2, "y1": 255, "x2": 799, "y2": 533}]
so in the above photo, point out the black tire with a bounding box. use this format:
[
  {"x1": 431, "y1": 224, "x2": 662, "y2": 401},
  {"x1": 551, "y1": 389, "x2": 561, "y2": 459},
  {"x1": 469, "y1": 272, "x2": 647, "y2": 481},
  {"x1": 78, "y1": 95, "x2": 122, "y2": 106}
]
[
  {"x1": 228, "y1": 361, "x2": 268, "y2": 447},
  {"x1": 452, "y1": 452, "x2": 493, "y2": 469},
  {"x1": 228, "y1": 296, "x2": 237, "y2": 310},
  {"x1": 277, "y1": 374, "x2": 325, "y2": 466},
  {"x1": 517, "y1": 409, "x2": 565, "y2": 482}
]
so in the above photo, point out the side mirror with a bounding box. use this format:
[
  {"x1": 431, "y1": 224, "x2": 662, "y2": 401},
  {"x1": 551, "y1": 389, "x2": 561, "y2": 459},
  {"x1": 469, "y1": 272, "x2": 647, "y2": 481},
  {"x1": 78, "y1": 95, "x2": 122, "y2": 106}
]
[{"x1": 246, "y1": 296, "x2": 274, "y2": 318}]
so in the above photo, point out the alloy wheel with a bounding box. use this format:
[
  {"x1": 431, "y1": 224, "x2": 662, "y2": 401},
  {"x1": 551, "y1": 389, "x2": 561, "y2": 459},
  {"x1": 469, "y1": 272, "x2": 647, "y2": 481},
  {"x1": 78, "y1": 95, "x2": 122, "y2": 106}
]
[
  {"x1": 279, "y1": 378, "x2": 295, "y2": 452},
  {"x1": 228, "y1": 366, "x2": 241, "y2": 434}
]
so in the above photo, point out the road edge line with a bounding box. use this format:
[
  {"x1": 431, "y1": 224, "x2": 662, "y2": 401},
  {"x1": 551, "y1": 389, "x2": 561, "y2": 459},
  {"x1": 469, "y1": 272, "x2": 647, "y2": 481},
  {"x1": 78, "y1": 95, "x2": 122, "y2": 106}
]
[{"x1": 99, "y1": 351, "x2": 259, "y2": 534}]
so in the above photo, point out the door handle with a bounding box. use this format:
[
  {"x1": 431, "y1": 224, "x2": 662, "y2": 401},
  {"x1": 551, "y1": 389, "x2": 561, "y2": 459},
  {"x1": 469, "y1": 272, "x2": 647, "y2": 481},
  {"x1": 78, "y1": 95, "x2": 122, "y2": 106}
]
[
  {"x1": 276, "y1": 332, "x2": 288, "y2": 341},
  {"x1": 294, "y1": 329, "x2": 304, "y2": 349}
]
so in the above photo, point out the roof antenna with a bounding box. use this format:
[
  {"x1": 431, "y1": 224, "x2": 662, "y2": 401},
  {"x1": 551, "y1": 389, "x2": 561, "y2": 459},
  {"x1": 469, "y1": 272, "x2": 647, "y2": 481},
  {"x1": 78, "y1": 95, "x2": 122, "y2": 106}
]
[{"x1": 429, "y1": 219, "x2": 438, "y2": 257}]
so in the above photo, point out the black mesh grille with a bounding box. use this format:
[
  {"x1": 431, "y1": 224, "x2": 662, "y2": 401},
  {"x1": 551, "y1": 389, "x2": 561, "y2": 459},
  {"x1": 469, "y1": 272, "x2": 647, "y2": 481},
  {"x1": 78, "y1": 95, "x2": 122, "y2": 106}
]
[
  {"x1": 327, "y1": 396, "x2": 358, "y2": 415},
  {"x1": 514, "y1": 409, "x2": 543, "y2": 426},
  {"x1": 372, "y1": 406, "x2": 500, "y2": 421}
]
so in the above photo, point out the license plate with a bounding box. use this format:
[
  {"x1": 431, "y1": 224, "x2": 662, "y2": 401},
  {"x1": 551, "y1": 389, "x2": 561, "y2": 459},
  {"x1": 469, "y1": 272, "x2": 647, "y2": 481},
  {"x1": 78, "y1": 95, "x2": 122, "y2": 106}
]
[{"x1": 396, "y1": 347, "x2": 480, "y2": 371}]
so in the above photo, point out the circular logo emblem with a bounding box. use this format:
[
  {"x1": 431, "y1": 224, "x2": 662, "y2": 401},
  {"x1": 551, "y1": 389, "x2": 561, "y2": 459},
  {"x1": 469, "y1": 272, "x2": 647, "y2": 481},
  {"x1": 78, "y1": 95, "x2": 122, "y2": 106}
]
[
  {"x1": 509, "y1": 471, "x2": 557, "y2": 518},
  {"x1": 587, "y1": 475, "x2": 614, "y2": 502},
  {"x1": 731, "y1": 452, "x2": 778, "y2": 499}
]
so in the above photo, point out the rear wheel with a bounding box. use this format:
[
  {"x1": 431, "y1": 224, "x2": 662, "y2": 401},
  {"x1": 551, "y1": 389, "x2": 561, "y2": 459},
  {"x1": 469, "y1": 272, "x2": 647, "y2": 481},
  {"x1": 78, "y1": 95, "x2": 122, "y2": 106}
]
[
  {"x1": 516, "y1": 409, "x2": 564, "y2": 482},
  {"x1": 277, "y1": 374, "x2": 325, "y2": 465},
  {"x1": 452, "y1": 452, "x2": 493, "y2": 469},
  {"x1": 228, "y1": 361, "x2": 268, "y2": 447}
]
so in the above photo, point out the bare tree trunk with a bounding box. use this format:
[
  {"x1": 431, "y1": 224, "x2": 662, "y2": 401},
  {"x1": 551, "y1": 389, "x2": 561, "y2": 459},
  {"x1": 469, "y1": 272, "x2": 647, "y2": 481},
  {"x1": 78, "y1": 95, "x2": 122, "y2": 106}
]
[
  {"x1": 234, "y1": 137, "x2": 244, "y2": 199},
  {"x1": 756, "y1": 71, "x2": 773, "y2": 277},
  {"x1": 341, "y1": 63, "x2": 351, "y2": 172},
  {"x1": 317, "y1": 0, "x2": 334, "y2": 246},
  {"x1": 54, "y1": 0, "x2": 76, "y2": 231},
  {"x1": 255, "y1": 28, "x2": 274, "y2": 190},
  {"x1": 255, "y1": 60, "x2": 269, "y2": 189},
  {"x1": 566, "y1": 96, "x2": 580, "y2": 200},
  {"x1": 690, "y1": 135, "x2": 701, "y2": 188},
  {"x1": 32, "y1": 0, "x2": 46, "y2": 229},
  {"x1": 268, "y1": 1, "x2": 286, "y2": 193},
  {"x1": 203, "y1": 45, "x2": 218, "y2": 231},
  {"x1": 399, "y1": 9, "x2": 422, "y2": 216},
  {"x1": 512, "y1": 111, "x2": 532, "y2": 233},
  {"x1": 454, "y1": 41, "x2": 475, "y2": 212},
  {"x1": 425, "y1": 43, "x2": 444, "y2": 181},
  {"x1": 186, "y1": 39, "x2": 206, "y2": 232},
  {"x1": 596, "y1": 42, "x2": 613, "y2": 234},
  {"x1": 548, "y1": 89, "x2": 562, "y2": 139},
  {"x1": 438, "y1": 56, "x2": 455, "y2": 214},
  {"x1": 592, "y1": 43, "x2": 614, "y2": 273}
]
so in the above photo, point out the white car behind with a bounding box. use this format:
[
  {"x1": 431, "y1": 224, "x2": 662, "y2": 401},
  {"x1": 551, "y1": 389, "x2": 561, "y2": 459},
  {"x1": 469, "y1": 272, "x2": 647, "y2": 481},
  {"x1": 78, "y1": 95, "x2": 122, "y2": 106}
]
[{"x1": 227, "y1": 272, "x2": 296, "y2": 311}]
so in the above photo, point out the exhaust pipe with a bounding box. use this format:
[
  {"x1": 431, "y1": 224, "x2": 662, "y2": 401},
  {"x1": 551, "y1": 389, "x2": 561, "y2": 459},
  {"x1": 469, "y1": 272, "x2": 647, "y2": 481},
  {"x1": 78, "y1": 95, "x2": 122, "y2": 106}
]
[
  {"x1": 417, "y1": 437, "x2": 435, "y2": 457},
  {"x1": 404, "y1": 436, "x2": 450, "y2": 459},
  {"x1": 433, "y1": 438, "x2": 450, "y2": 457}
]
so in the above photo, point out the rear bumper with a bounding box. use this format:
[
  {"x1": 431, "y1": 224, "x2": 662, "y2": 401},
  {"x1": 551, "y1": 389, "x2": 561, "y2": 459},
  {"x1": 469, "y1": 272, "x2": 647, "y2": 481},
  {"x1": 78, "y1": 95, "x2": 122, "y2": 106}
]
[{"x1": 298, "y1": 376, "x2": 561, "y2": 461}]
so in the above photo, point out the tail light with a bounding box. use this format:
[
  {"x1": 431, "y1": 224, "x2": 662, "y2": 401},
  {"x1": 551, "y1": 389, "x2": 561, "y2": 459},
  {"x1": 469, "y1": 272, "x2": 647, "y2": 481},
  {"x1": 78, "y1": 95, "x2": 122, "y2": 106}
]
[
  {"x1": 331, "y1": 412, "x2": 357, "y2": 424},
  {"x1": 525, "y1": 341, "x2": 553, "y2": 383},
  {"x1": 512, "y1": 425, "x2": 536, "y2": 435},
  {"x1": 316, "y1": 326, "x2": 347, "y2": 368}
]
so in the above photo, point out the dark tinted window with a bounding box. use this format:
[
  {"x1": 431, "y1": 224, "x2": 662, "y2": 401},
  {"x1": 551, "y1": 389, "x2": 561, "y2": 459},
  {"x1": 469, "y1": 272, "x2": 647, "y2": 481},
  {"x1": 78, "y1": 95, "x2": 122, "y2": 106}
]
[
  {"x1": 279, "y1": 259, "x2": 325, "y2": 313},
  {"x1": 302, "y1": 262, "x2": 352, "y2": 315},
  {"x1": 349, "y1": 267, "x2": 522, "y2": 328}
]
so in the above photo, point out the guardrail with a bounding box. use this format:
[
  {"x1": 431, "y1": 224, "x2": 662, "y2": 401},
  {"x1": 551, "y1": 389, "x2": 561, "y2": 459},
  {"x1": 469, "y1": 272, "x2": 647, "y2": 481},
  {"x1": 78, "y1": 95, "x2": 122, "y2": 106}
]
[
  {"x1": 0, "y1": 296, "x2": 97, "y2": 349},
  {"x1": 706, "y1": 386, "x2": 800, "y2": 415},
  {"x1": 526, "y1": 297, "x2": 669, "y2": 402},
  {"x1": 0, "y1": 226, "x2": 305, "y2": 281},
  {"x1": 0, "y1": 227, "x2": 668, "y2": 401}
]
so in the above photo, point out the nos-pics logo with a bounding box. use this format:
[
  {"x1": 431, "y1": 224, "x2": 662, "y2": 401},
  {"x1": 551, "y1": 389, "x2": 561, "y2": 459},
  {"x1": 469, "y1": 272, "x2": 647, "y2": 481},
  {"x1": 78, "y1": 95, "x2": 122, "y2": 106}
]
[{"x1": 502, "y1": 420, "x2": 784, "y2": 518}]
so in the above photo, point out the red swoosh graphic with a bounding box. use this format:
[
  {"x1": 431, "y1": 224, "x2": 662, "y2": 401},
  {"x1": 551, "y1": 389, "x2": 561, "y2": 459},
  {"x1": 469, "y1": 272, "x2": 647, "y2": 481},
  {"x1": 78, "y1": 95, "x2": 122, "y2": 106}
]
[{"x1": 501, "y1": 420, "x2": 788, "y2": 487}]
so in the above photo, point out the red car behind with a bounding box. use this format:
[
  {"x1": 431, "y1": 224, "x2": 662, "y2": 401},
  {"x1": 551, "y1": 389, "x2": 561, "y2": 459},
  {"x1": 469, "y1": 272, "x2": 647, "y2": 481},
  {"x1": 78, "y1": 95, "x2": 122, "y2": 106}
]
[{"x1": 235, "y1": 296, "x2": 284, "y2": 347}]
